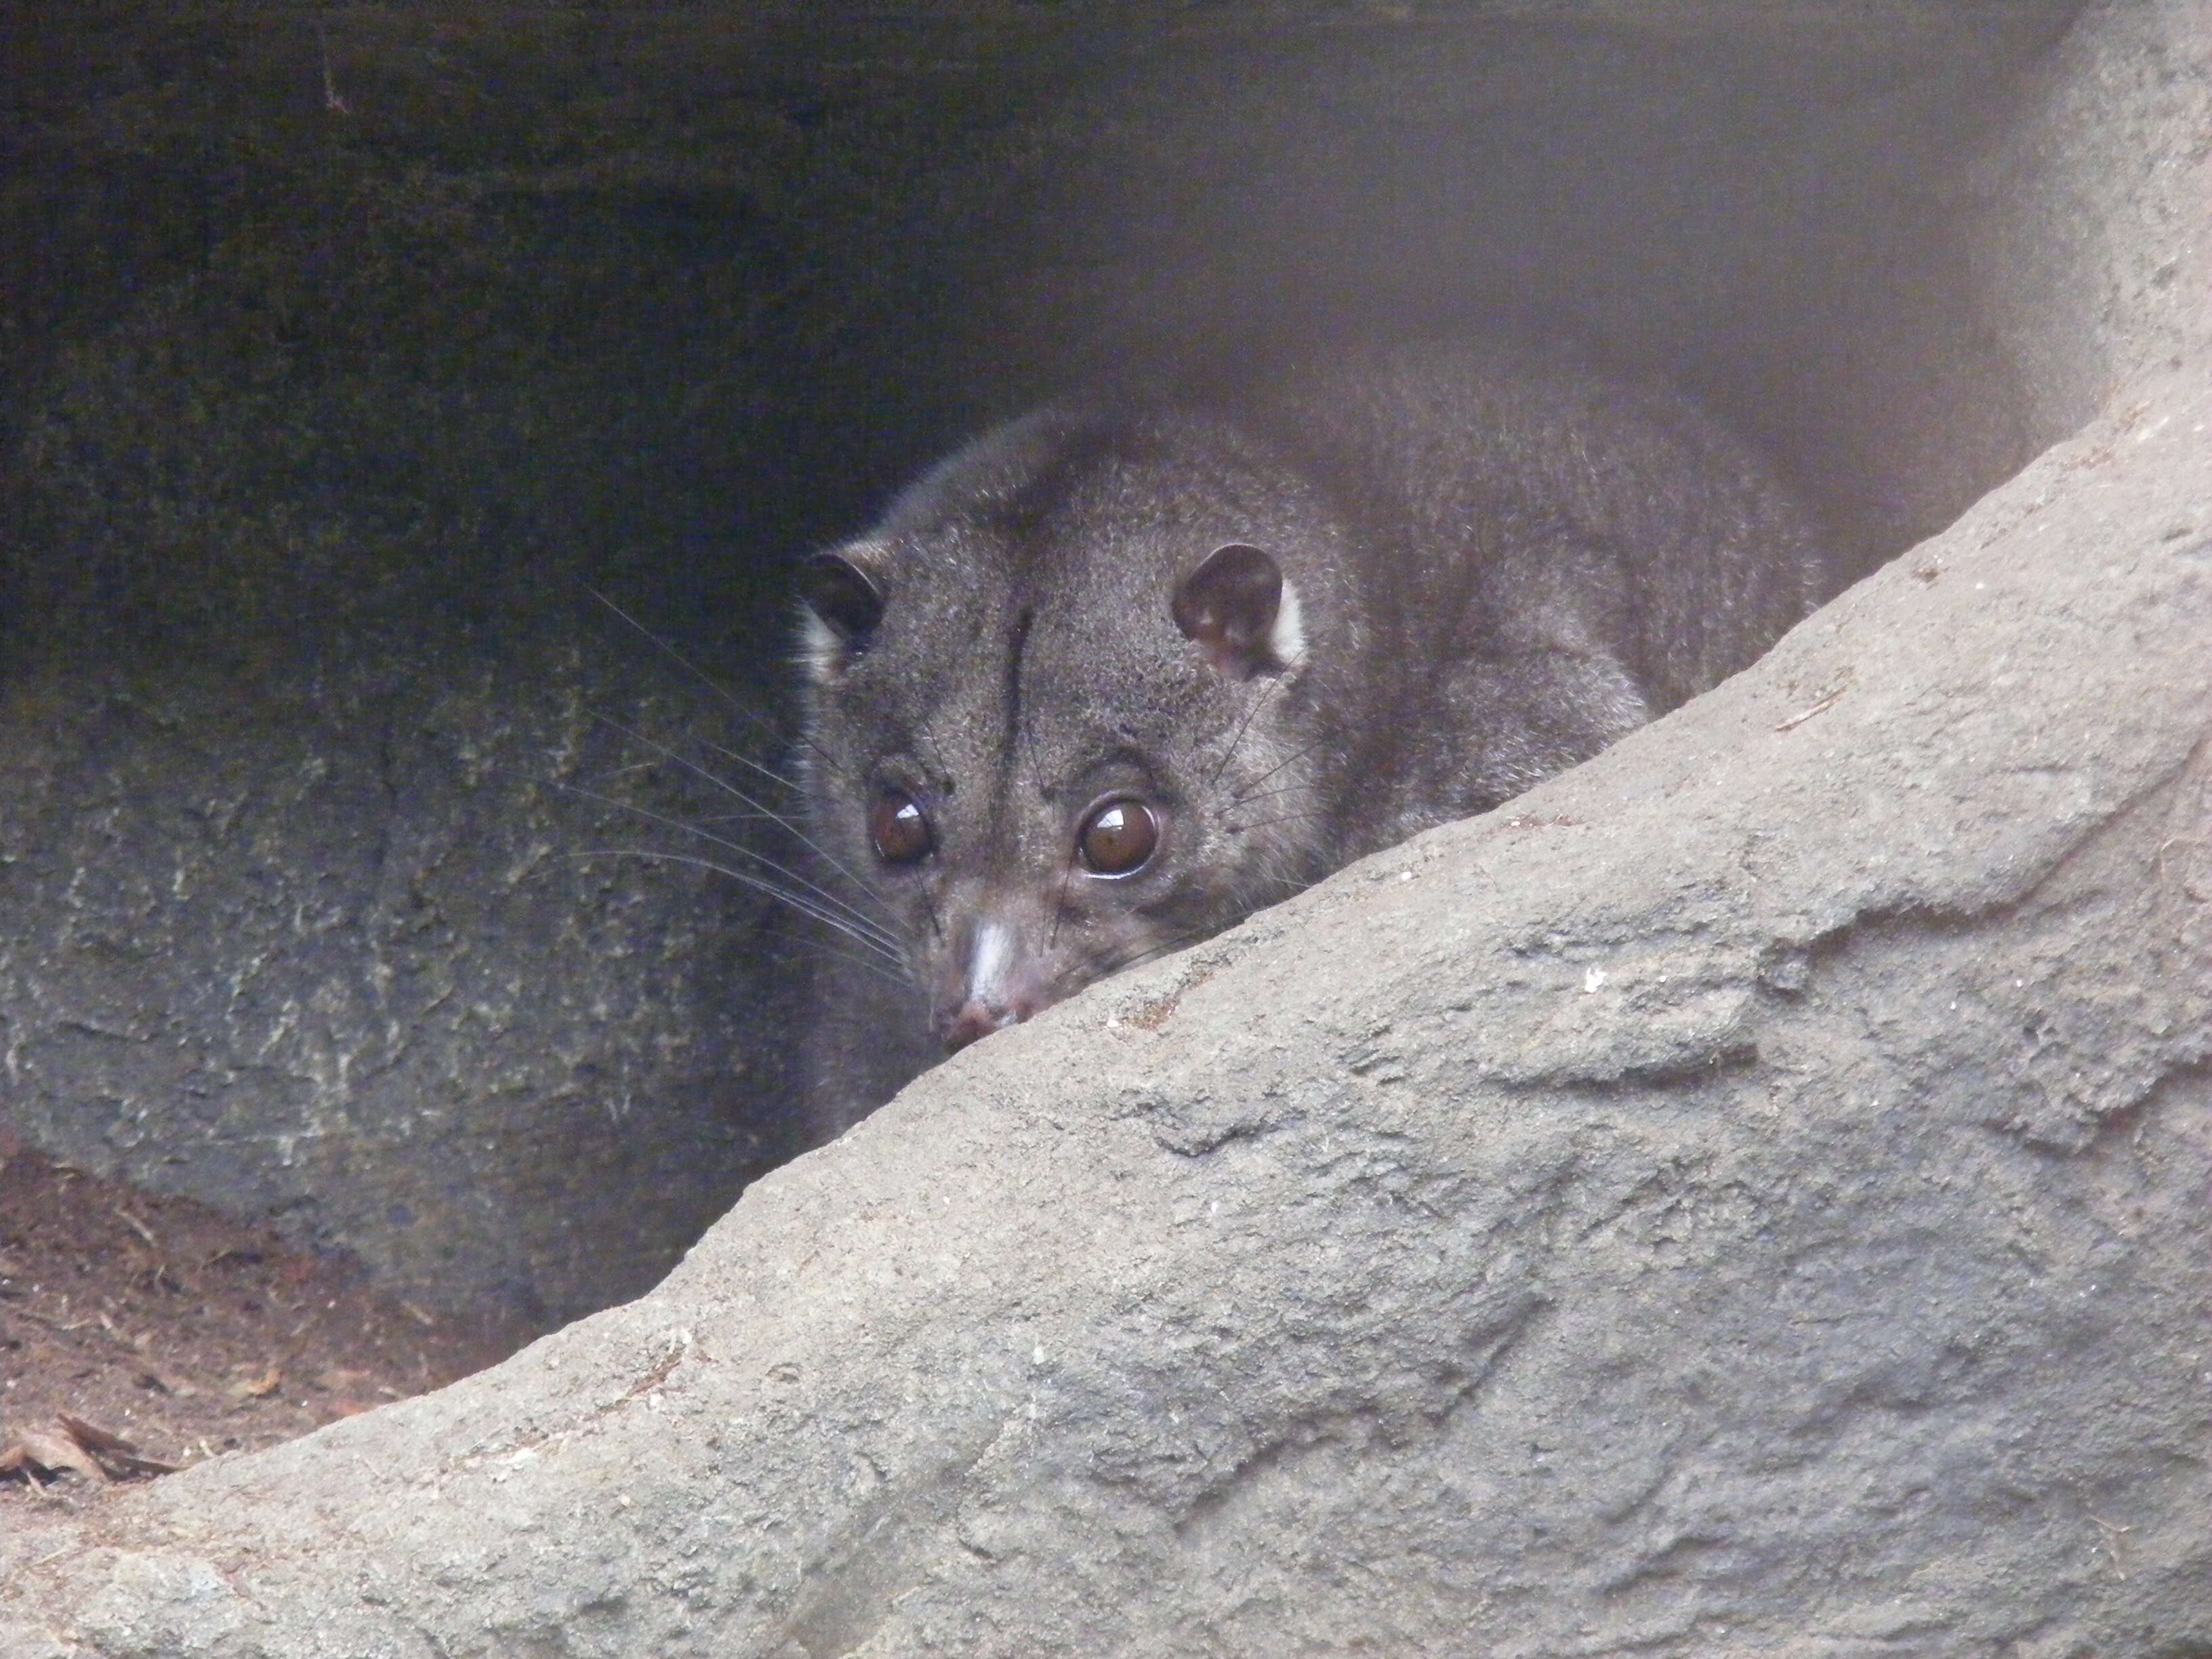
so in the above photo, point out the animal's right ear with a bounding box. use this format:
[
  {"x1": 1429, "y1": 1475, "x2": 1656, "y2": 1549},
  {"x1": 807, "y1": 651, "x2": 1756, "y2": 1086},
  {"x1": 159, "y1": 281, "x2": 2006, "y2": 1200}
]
[
  {"x1": 1172, "y1": 542, "x2": 1305, "y2": 680},
  {"x1": 799, "y1": 547, "x2": 886, "y2": 681}
]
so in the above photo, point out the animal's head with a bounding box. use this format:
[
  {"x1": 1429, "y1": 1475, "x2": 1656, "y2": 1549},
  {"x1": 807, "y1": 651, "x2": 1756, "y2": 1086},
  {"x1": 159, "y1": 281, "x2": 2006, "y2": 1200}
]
[{"x1": 798, "y1": 405, "x2": 1355, "y2": 1054}]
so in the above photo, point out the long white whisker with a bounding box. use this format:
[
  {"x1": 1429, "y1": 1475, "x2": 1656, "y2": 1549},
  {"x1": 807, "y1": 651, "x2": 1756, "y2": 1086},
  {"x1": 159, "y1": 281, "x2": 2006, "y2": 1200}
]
[
  {"x1": 586, "y1": 587, "x2": 822, "y2": 783},
  {"x1": 585, "y1": 714, "x2": 896, "y2": 923},
  {"x1": 1207, "y1": 670, "x2": 1294, "y2": 787},
  {"x1": 754, "y1": 920, "x2": 919, "y2": 988},
  {"x1": 560, "y1": 782, "x2": 902, "y2": 955},
  {"x1": 588, "y1": 588, "x2": 872, "y2": 796},
  {"x1": 1221, "y1": 811, "x2": 1331, "y2": 836},
  {"x1": 1222, "y1": 778, "x2": 1309, "y2": 809},
  {"x1": 689, "y1": 734, "x2": 804, "y2": 798},
  {"x1": 1230, "y1": 737, "x2": 1322, "y2": 801},
  {"x1": 569, "y1": 849, "x2": 907, "y2": 972}
]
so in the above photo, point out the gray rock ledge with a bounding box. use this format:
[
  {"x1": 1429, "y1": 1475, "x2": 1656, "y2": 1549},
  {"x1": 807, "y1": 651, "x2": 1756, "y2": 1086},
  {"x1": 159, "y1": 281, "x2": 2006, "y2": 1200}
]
[
  {"x1": 4, "y1": 3, "x2": 2209, "y2": 1653},
  {"x1": 7, "y1": 376, "x2": 2209, "y2": 1659}
]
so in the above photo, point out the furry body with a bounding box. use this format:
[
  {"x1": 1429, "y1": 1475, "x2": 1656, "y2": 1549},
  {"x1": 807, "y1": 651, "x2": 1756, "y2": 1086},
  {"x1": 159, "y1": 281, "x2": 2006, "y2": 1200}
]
[{"x1": 796, "y1": 339, "x2": 1831, "y2": 1139}]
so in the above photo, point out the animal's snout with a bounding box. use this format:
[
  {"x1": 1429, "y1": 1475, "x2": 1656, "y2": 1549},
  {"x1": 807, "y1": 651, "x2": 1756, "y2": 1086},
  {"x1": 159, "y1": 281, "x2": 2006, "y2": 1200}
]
[
  {"x1": 938, "y1": 918, "x2": 1047, "y2": 1052},
  {"x1": 941, "y1": 996, "x2": 1034, "y2": 1054}
]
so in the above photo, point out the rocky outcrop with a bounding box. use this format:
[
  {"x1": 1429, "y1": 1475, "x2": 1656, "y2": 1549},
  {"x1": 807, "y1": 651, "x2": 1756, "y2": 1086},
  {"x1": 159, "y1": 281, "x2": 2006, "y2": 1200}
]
[
  {"x1": 9, "y1": 357, "x2": 2209, "y2": 1658},
  {"x1": 2, "y1": 0, "x2": 2207, "y2": 1652}
]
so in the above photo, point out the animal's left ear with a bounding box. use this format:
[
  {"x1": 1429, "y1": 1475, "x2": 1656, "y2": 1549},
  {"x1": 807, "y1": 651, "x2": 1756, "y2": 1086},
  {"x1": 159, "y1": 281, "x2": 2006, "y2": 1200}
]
[
  {"x1": 1172, "y1": 542, "x2": 1307, "y2": 679},
  {"x1": 798, "y1": 543, "x2": 888, "y2": 682}
]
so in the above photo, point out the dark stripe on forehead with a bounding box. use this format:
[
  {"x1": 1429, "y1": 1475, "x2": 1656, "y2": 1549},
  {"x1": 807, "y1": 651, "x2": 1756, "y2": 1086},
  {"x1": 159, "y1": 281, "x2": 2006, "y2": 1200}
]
[
  {"x1": 1000, "y1": 607, "x2": 1036, "y2": 800},
  {"x1": 1004, "y1": 606, "x2": 1035, "y2": 756}
]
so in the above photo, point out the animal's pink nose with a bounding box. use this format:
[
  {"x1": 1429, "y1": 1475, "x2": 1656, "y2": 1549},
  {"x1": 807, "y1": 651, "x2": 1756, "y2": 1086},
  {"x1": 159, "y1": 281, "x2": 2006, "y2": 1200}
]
[{"x1": 942, "y1": 998, "x2": 1029, "y2": 1054}]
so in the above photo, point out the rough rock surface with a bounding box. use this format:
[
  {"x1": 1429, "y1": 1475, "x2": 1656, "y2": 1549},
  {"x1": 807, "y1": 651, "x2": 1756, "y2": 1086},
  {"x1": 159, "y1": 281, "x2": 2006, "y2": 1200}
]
[
  {"x1": 7, "y1": 361, "x2": 2209, "y2": 1658},
  {"x1": 0, "y1": 634, "x2": 798, "y2": 1326},
  {"x1": 3, "y1": 0, "x2": 2209, "y2": 1652}
]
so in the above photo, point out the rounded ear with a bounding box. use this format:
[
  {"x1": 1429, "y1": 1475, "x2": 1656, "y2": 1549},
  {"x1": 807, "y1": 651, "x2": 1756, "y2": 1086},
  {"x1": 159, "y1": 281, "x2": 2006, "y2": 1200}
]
[
  {"x1": 799, "y1": 550, "x2": 886, "y2": 678},
  {"x1": 1172, "y1": 542, "x2": 1294, "y2": 679}
]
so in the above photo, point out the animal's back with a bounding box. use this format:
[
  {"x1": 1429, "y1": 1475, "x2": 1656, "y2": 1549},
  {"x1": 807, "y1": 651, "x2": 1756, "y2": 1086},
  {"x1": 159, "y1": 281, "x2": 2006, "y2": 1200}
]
[{"x1": 1254, "y1": 338, "x2": 1829, "y2": 714}]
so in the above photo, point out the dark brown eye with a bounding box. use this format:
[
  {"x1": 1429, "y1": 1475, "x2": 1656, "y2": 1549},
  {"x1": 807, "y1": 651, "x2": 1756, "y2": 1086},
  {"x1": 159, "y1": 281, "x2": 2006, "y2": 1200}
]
[
  {"x1": 870, "y1": 790, "x2": 933, "y2": 865},
  {"x1": 1077, "y1": 798, "x2": 1160, "y2": 877}
]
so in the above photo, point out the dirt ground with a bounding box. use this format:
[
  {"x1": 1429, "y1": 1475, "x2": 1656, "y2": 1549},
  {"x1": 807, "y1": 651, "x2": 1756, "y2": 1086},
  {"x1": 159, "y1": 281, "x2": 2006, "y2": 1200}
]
[{"x1": 0, "y1": 1131, "x2": 533, "y2": 1517}]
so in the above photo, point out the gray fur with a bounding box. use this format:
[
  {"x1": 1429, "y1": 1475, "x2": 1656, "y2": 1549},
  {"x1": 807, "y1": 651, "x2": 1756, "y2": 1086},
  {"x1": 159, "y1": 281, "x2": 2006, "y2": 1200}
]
[{"x1": 796, "y1": 337, "x2": 1832, "y2": 1139}]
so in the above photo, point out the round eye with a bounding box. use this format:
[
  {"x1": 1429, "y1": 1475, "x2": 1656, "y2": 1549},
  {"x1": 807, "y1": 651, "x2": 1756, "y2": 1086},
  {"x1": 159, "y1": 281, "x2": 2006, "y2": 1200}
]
[
  {"x1": 1077, "y1": 798, "x2": 1160, "y2": 877},
  {"x1": 869, "y1": 790, "x2": 933, "y2": 865}
]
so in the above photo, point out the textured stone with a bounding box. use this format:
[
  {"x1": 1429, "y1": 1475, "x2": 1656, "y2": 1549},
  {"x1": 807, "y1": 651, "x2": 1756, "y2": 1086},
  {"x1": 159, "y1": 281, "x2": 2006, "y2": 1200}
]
[{"x1": 2, "y1": 0, "x2": 2208, "y2": 1652}]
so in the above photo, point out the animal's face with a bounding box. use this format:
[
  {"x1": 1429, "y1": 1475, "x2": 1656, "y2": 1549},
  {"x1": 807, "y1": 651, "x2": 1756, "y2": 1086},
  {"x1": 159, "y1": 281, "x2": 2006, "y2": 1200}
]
[{"x1": 798, "y1": 409, "x2": 1349, "y2": 1055}]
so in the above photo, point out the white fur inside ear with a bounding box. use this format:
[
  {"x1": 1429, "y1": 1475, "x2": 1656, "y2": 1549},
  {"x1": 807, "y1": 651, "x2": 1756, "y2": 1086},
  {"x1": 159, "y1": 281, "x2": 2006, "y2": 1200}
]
[
  {"x1": 1270, "y1": 575, "x2": 1309, "y2": 672},
  {"x1": 797, "y1": 601, "x2": 843, "y2": 682}
]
